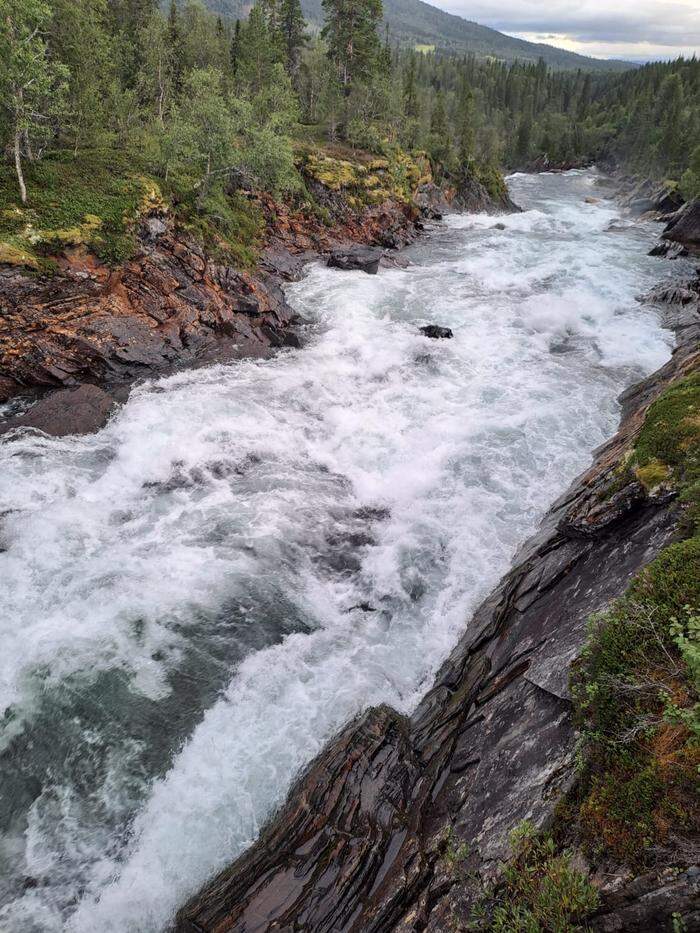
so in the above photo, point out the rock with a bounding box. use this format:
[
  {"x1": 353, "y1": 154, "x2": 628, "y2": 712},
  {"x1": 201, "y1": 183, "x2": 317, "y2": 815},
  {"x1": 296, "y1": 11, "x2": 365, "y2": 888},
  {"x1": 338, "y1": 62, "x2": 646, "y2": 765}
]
[
  {"x1": 327, "y1": 246, "x2": 384, "y2": 274},
  {"x1": 0, "y1": 229, "x2": 297, "y2": 403},
  {"x1": 628, "y1": 196, "x2": 656, "y2": 215},
  {"x1": 493, "y1": 222, "x2": 507, "y2": 230},
  {"x1": 0, "y1": 384, "x2": 116, "y2": 437},
  {"x1": 648, "y1": 241, "x2": 688, "y2": 259},
  {"x1": 420, "y1": 325, "x2": 453, "y2": 339},
  {"x1": 662, "y1": 197, "x2": 700, "y2": 253},
  {"x1": 584, "y1": 196, "x2": 600, "y2": 204},
  {"x1": 414, "y1": 182, "x2": 451, "y2": 219}
]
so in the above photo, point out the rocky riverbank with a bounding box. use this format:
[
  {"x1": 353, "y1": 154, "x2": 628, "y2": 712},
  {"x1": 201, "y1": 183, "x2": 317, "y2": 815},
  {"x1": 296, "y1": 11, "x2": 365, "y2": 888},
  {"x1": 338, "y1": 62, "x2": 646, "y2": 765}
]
[
  {"x1": 174, "y1": 243, "x2": 699, "y2": 929},
  {"x1": 0, "y1": 152, "x2": 513, "y2": 439}
]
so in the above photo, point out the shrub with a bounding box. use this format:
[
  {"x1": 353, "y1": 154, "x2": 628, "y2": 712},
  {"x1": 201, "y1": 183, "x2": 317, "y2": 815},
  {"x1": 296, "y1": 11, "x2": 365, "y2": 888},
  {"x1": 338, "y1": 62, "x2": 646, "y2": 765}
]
[{"x1": 473, "y1": 822, "x2": 599, "y2": 932}]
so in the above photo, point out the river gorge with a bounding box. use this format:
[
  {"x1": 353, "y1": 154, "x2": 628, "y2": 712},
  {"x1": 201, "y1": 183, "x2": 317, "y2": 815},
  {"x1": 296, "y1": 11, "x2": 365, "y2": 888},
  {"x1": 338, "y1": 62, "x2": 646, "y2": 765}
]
[{"x1": 0, "y1": 170, "x2": 694, "y2": 931}]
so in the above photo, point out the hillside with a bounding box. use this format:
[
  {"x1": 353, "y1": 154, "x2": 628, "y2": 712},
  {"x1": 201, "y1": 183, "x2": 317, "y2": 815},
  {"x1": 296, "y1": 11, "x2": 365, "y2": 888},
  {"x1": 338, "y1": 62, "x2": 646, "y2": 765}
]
[{"x1": 201, "y1": 0, "x2": 634, "y2": 71}]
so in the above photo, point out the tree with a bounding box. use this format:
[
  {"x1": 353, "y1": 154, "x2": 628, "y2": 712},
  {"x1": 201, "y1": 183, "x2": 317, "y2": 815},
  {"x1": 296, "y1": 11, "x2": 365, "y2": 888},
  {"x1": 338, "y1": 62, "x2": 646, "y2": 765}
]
[
  {"x1": 457, "y1": 79, "x2": 476, "y2": 166},
  {"x1": 162, "y1": 67, "x2": 236, "y2": 198},
  {"x1": 278, "y1": 0, "x2": 305, "y2": 80},
  {"x1": 321, "y1": 0, "x2": 382, "y2": 96},
  {"x1": 0, "y1": 0, "x2": 68, "y2": 202}
]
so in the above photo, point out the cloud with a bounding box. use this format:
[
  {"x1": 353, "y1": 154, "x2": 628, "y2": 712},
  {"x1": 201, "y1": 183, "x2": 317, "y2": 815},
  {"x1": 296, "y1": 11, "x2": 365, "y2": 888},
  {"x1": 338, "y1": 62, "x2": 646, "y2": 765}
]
[{"x1": 431, "y1": 0, "x2": 700, "y2": 58}]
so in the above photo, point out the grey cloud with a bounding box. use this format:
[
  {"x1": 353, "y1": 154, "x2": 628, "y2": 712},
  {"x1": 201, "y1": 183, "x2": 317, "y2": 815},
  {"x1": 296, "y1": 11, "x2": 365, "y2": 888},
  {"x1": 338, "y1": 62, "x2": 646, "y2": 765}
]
[{"x1": 435, "y1": 1, "x2": 700, "y2": 48}]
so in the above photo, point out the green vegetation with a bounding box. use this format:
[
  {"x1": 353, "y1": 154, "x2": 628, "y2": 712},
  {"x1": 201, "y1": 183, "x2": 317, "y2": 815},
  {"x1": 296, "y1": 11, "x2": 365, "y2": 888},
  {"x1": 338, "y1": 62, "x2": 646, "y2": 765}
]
[
  {"x1": 568, "y1": 373, "x2": 700, "y2": 867},
  {"x1": 470, "y1": 822, "x2": 599, "y2": 932}
]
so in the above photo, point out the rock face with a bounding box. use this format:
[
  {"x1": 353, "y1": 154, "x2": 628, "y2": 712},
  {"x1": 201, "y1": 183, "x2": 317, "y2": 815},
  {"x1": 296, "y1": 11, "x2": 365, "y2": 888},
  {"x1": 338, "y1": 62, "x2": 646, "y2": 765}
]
[
  {"x1": 175, "y1": 310, "x2": 699, "y2": 930},
  {"x1": 0, "y1": 224, "x2": 295, "y2": 406},
  {"x1": 662, "y1": 197, "x2": 700, "y2": 253}
]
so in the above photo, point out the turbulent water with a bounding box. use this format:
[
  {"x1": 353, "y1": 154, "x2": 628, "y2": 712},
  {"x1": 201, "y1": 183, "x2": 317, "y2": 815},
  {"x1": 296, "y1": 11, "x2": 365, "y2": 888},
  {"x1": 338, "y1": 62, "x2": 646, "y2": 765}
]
[{"x1": 0, "y1": 171, "x2": 686, "y2": 932}]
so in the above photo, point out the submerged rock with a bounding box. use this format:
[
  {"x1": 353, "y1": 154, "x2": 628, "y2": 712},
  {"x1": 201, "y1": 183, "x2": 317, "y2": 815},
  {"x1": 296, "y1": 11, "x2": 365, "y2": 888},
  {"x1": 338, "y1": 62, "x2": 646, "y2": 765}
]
[{"x1": 420, "y1": 325, "x2": 453, "y2": 339}]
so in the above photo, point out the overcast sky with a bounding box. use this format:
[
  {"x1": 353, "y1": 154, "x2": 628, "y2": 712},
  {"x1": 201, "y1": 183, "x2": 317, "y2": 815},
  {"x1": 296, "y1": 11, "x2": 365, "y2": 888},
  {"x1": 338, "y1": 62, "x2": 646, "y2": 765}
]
[{"x1": 431, "y1": 0, "x2": 700, "y2": 61}]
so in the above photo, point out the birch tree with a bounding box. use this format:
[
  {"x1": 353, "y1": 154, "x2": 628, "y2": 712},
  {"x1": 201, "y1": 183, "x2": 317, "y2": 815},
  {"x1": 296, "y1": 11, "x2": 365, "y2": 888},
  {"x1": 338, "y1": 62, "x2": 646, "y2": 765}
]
[{"x1": 0, "y1": 0, "x2": 67, "y2": 203}]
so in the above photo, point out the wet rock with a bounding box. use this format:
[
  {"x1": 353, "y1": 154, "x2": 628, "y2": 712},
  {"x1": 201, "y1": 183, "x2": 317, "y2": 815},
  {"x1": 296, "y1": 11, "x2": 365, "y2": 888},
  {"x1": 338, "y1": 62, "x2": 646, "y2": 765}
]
[
  {"x1": 420, "y1": 325, "x2": 453, "y2": 339},
  {"x1": 493, "y1": 222, "x2": 506, "y2": 230},
  {"x1": 648, "y1": 240, "x2": 688, "y2": 259},
  {"x1": 414, "y1": 182, "x2": 451, "y2": 219},
  {"x1": 328, "y1": 246, "x2": 384, "y2": 274},
  {"x1": 0, "y1": 384, "x2": 116, "y2": 437},
  {"x1": 663, "y1": 197, "x2": 700, "y2": 253}
]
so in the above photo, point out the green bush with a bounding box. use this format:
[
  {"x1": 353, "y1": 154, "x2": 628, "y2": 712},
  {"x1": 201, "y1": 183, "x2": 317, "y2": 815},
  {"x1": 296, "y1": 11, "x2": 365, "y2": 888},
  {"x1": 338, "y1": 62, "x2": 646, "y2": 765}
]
[{"x1": 474, "y1": 822, "x2": 599, "y2": 932}]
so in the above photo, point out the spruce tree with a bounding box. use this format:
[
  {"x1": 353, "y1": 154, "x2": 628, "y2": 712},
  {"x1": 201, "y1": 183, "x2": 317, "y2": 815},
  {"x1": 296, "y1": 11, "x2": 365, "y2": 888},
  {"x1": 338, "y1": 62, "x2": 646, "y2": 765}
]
[
  {"x1": 279, "y1": 0, "x2": 305, "y2": 80},
  {"x1": 321, "y1": 0, "x2": 382, "y2": 95}
]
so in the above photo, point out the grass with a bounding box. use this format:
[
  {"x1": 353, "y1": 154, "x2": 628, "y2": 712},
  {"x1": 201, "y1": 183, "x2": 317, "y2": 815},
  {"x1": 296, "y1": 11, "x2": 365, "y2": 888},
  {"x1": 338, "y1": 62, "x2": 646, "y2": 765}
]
[
  {"x1": 0, "y1": 149, "x2": 158, "y2": 268},
  {"x1": 0, "y1": 148, "x2": 266, "y2": 271}
]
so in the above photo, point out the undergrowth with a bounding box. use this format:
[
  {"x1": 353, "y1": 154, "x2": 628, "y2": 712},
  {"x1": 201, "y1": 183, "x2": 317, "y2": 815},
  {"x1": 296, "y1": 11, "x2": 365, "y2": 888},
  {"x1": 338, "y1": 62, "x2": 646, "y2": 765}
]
[{"x1": 469, "y1": 822, "x2": 599, "y2": 932}]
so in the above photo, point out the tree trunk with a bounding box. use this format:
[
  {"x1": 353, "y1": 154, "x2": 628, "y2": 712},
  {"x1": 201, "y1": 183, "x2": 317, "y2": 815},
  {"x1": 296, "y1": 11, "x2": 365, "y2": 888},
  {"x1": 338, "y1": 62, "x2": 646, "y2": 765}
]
[{"x1": 14, "y1": 131, "x2": 27, "y2": 204}]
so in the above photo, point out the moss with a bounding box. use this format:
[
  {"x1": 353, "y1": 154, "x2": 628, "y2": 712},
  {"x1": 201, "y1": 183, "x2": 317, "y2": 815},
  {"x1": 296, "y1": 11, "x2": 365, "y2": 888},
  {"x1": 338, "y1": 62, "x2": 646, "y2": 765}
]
[
  {"x1": 632, "y1": 372, "x2": 700, "y2": 523},
  {"x1": 471, "y1": 822, "x2": 599, "y2": 932},
  {"x1": 635, "y1": 459, "x2": 672, "y2": 490},
  {"x1": 0, "y1": 149, "x2": 157, "y2": 267},
  {"x1": 0, "y1": 240, "x2": 40, "y2": 270},
  {"x1": 170, "y1": 186, "x2": 264, "y2": 269},
  {"x1": 299, "y1": 145, "x2": 432, "y2": 211}
]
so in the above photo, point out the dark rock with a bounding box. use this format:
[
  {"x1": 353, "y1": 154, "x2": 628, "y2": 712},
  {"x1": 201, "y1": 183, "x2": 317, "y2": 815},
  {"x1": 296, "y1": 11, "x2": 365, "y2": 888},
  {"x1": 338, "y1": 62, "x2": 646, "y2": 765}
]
[
  {"x1": 0, "y1": 384, "x2": 116, "y2": 437},
  {"x1": 663, "y1": 197, "x2": 700, "y2": 253},
  {"x1": 328, "y1": 246, "x2": 384, "y2": 274},
  {"x1": 414, "y1": 183, "x2": 451, "y2": 219},
  {"x1": 493, "y1": 222, "x2": 507, "y2": 230},
  {"x1": 420, "y1": 325, "x2": 453, "y2": 339},
  {"x1": 648, "y1": 241, "x2": 688, "y2": 259}
]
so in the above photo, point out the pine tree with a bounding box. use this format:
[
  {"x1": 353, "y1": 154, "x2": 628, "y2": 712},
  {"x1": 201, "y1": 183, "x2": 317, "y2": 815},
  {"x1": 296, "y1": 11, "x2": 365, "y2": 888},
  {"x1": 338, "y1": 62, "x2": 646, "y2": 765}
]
[
  {"x1": 278, "y1": 0, "x2": 305, "y2": 80},
  {"x1": 321, "y1": 0, "x2": 382, "y2": 95}
]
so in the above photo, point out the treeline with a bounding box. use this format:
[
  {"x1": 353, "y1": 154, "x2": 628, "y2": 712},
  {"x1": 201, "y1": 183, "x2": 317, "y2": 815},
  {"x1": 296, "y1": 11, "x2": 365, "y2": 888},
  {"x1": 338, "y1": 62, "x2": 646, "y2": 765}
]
[{"x1": 1, "y1": 0, "x2": 699, "y2": 214}]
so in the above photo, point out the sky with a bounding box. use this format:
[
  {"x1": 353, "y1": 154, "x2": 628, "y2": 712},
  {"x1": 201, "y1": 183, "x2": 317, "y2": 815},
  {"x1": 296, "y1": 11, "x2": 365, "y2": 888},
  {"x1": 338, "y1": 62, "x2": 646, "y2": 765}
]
[{"x1": 431, "y1": 0, "x2": 700, "y2": 61}]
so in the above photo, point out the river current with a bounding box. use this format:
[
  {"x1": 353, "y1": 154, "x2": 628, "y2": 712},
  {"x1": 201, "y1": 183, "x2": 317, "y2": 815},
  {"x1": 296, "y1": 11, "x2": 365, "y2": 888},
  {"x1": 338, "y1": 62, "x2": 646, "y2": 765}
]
[{"x1": 0, "y1": 171, "x2": 687, "y2": 931}]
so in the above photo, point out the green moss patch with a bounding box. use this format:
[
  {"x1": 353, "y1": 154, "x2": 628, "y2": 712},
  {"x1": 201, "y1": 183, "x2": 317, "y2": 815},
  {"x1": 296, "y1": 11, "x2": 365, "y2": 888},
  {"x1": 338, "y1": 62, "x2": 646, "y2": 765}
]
[
  {"x1": 299, "y1": 146, "x2": 431, "y2": 209},
  {"x1": 0, "y1": 149, "x2": 159, "y2": 267},
  {"x1": 168, "y1": 186, "x2": 264, "y2": 269}
]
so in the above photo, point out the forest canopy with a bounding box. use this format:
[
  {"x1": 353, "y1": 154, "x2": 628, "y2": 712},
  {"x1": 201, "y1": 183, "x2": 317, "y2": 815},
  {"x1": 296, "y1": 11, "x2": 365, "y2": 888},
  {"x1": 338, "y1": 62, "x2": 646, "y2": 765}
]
[{"x1": 0, "y1": 0, "x2": 698, "y2": 211}]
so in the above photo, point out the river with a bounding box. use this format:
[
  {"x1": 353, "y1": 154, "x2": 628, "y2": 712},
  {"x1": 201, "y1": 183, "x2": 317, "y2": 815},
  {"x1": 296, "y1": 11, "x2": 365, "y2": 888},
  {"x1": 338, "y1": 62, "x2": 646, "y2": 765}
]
[{"x1": 0, "y1": 170, "x2": 686, "y2": 931}]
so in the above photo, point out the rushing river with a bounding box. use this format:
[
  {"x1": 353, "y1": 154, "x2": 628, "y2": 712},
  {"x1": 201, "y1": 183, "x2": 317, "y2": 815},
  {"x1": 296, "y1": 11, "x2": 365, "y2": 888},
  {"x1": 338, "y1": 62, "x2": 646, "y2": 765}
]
[{"x1": 0, "y1": 171, "x2": 686, "y2": 931}]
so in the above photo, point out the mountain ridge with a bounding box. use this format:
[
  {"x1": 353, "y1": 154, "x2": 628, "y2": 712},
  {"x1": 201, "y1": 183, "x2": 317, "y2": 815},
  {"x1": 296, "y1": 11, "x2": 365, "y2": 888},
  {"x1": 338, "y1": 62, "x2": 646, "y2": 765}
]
[{"x1": 200, "y1": 0, "x2": 635, "y2": 72}]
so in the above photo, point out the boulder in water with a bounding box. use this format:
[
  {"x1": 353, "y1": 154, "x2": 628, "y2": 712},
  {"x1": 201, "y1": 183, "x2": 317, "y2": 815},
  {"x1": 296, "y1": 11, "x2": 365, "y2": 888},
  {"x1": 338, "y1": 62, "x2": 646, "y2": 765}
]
[
  {"x1": 0, "y1": 384, "x2": 116, "y2": 438},
  {"x1": 420, "y1": 325, "x2": 453, "y2": 339},
  {"x1": 327, "y1": 247, "x2": 384, "y2": 274}
]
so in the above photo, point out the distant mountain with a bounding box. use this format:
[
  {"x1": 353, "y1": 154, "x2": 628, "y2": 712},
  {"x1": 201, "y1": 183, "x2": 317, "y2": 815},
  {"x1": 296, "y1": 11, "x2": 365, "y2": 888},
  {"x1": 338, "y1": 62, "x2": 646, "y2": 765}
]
[{"x1": 201, "y1": 0, "x2": 635, "y2": 72}]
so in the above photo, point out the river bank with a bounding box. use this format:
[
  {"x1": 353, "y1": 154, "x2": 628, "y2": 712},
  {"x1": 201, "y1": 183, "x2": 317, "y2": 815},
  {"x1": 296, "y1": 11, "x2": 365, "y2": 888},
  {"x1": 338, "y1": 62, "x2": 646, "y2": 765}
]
[{"x1": 0, "y1": 169, "x2": 697, "y2": 932}]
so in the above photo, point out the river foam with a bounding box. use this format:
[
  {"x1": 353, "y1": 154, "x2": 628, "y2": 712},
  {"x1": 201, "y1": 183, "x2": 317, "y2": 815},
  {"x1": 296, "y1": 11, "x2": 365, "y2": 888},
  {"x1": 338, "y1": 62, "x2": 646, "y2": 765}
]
[{"x1": 0, "y1": 170, "x2": 683, "y2": 931}]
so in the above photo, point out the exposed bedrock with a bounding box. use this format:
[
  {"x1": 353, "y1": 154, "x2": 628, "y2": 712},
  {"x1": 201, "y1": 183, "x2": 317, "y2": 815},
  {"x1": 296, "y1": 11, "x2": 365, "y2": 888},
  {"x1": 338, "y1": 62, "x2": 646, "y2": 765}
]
[{"x1": 175, "y1": 311, "x2": 699, "y2": 930}]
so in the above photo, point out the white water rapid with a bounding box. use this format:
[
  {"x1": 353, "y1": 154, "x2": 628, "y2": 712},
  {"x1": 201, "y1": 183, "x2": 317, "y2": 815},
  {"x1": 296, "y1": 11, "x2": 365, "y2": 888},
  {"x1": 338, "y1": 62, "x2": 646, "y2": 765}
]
[{"x1": 0, "y1": 170, "x2": 686, "y2": 931}]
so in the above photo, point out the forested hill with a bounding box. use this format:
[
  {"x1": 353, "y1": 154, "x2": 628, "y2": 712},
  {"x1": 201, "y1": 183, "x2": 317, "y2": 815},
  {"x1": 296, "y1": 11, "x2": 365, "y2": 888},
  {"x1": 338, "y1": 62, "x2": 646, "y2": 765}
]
[{"x1": 200, "y1": 0, "x2": 634, "y2": 72}]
